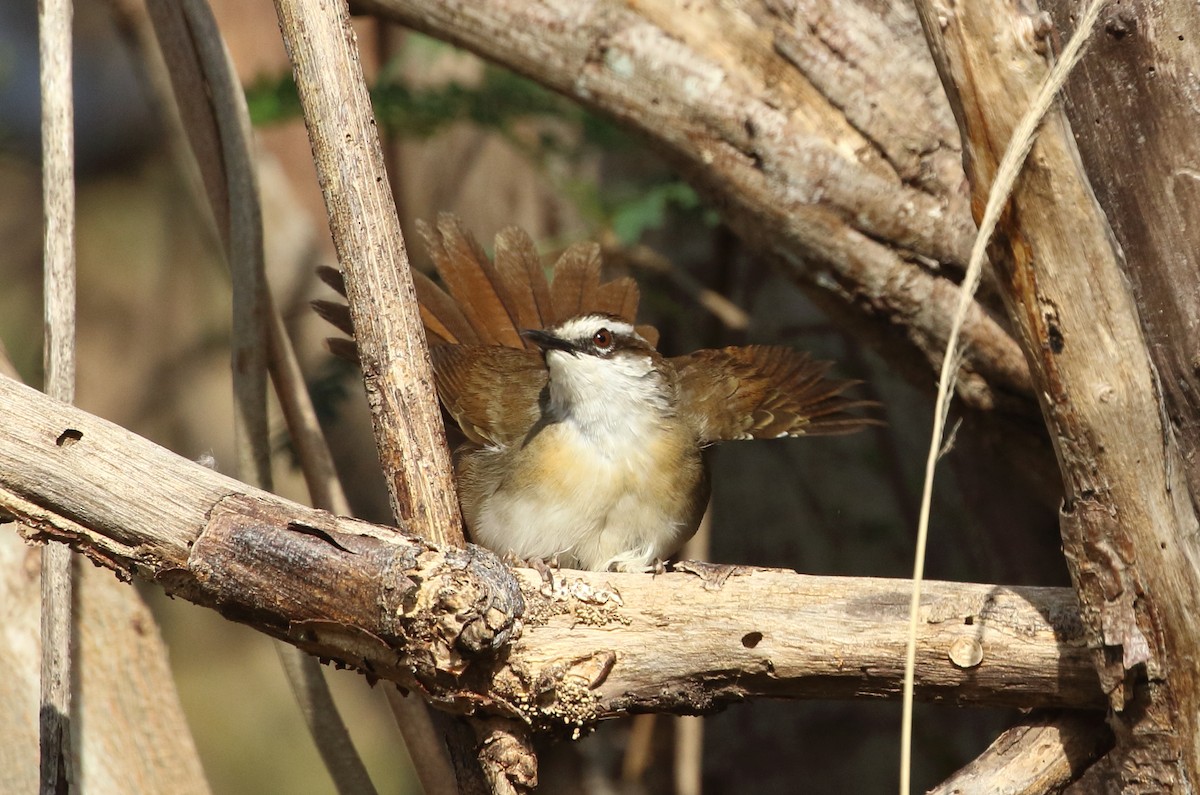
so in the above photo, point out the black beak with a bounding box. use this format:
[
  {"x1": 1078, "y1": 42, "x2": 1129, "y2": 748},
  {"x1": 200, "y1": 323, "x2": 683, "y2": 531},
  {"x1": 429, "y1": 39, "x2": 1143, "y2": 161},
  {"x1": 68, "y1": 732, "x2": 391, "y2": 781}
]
[{"x1": 521, "y1": 328, "x2": 576, "y2": 355}]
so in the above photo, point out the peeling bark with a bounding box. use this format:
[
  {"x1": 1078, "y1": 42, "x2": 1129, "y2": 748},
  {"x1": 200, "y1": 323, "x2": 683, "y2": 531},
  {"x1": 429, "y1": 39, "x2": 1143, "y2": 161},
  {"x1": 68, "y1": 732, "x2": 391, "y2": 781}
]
[
  {"x1": 914, "y1": 0, "x2": 1200, "y2": 788},
  {"x1": 0, "y1": 375, "x2": 1103, "y2": 730}
]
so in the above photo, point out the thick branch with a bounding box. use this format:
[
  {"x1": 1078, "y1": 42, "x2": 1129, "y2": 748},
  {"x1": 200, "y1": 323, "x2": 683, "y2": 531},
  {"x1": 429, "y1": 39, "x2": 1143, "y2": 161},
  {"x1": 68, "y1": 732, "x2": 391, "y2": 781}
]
[
  {"x1": 929, "y1": 711, "x2": 1112, "y2": 795},
  {"x1": 354, "y1": 0, "x2": 1036, "y2": 419},
  {"x1": 0, "y1": 375, "x2": 1102, "y2": 727},
  {"x1": 1044, "y1": 0, "x2": 1200, "y2": 530},
  {"x1": 914, "y1": 1, "x2": 1200, "y2": 788}
]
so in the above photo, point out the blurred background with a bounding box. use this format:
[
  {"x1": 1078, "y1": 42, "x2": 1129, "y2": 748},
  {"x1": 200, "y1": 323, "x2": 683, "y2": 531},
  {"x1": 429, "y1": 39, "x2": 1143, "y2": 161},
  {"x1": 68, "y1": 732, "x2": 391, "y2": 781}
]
[{"x1": 0, "y1": 0, "x2": 1070, "y2": 792}]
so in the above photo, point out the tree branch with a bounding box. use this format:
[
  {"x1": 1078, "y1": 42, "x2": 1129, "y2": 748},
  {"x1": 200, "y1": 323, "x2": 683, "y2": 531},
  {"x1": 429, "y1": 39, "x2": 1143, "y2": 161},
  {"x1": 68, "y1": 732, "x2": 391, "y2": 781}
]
[
  {"x1": 0, "y1": 374, "x2": 1103, "y2": 725},
  {"x1": 273, "y1": 0, "x2": 463, "y2": 546},
  {"x1": 913, "y1": 0, "x2": 1200, "y2": 788},
  {"x1": 352, "y1": 0, "x2": 1045, "y2": 440},
  {"x1": 929, "y1": 711, "x2": 1112, "y2": 795}
]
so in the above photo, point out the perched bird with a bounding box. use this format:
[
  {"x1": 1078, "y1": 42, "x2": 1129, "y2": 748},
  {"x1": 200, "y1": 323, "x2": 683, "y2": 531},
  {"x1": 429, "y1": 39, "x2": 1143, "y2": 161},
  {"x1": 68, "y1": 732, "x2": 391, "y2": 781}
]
[{"x1": 315, "y1": 214, "x2": 876, "y2": 571}]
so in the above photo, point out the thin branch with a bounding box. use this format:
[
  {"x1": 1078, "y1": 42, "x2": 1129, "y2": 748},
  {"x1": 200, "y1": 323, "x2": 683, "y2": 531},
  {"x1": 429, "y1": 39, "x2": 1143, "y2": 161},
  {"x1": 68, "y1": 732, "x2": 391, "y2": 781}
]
[
  {"x1": 928, "y1": 712, "x2": 1112, "y2": 795},
  {"x1": 38, "y1": 0, "x2": 77, "y2": 791},
  {"x1": 0, "y1": 375, "x2": 1104, "y2": 721},
  {"x1": 142, "y1": 2, "x2": 380, "y2": 790},
  {"x1": 273, "y1": 0, "x2": 464, "y2": 547}
]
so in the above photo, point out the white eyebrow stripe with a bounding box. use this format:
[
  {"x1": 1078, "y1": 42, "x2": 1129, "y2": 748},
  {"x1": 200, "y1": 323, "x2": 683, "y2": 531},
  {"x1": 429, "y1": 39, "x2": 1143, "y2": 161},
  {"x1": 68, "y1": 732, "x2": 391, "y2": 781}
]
[{"x1": 552, "y1": 315, "x2": 637, "y2": 341}]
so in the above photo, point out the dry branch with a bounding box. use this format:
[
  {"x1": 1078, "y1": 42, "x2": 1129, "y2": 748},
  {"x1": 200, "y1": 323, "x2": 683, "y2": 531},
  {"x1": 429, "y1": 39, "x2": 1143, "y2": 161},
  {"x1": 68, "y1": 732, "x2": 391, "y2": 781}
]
[
  {"x1": 353, "y1": 0, "x2": 1045, "y2": 446},
  {"x1": 38, "y1": 0, "x2": 77, "y2": 790},
  {"x1": 273, "y1": 0, "x2": 463, "y2": 546},
  {"x1": 929, "y1": 711, "x2": 1112, "y2": 795},
  {"x1": 914, "y1": 0, "x2": 1200, "y2": 788},
  {"x1": 0, "y1": 374, "x2": 1103, "y2": 726}
]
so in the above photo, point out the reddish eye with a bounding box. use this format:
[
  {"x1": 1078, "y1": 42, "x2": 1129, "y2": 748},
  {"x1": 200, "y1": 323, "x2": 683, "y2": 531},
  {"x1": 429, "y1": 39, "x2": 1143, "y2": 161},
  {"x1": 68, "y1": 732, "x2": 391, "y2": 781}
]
[{"x1": 592, "y1": 328, "x2": 614, "y2": 349}]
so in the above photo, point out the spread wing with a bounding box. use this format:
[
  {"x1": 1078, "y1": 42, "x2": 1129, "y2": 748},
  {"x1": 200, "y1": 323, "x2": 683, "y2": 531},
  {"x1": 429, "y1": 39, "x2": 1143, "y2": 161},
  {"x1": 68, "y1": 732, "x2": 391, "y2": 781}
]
[
  {"x1": 429, "y1": 345, "x2": 547, "y2": 447},
  {"x1": 672, "y1": 346, "x2": 879, "y2": 443}
]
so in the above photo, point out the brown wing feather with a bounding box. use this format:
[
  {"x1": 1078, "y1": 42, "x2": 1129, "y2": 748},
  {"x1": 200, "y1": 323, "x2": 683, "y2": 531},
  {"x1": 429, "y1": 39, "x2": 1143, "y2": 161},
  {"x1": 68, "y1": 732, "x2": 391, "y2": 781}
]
[
  {"x1": 672, "y1": 346, "x2": 880, "y2": 443},
  {"x1": 429, "y1": 345, "x2": 547, "y2": 447},
  {"x1": 548, "y1": 242, "x2": 601, "y2": 324}
]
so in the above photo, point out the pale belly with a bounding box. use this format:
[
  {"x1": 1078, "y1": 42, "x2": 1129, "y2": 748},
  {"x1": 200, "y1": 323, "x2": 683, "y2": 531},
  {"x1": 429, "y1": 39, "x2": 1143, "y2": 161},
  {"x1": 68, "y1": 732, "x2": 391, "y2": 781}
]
[{"x1": 457, "y1": 422, "x2": 707, "y2": 571}]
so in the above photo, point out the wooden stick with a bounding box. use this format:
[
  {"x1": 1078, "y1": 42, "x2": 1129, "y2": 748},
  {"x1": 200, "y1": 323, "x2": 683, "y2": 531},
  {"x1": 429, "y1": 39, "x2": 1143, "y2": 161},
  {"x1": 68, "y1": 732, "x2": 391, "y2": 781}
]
[
  {"x1": 273, "y1": 0, "x2": 464, "y2": 547},
  {"x1": 0, "y1": 374, "x2": 1105, "y2": 720},
  {"x1": 38, "y1": 0, "x2": 77, "y2": 790}
]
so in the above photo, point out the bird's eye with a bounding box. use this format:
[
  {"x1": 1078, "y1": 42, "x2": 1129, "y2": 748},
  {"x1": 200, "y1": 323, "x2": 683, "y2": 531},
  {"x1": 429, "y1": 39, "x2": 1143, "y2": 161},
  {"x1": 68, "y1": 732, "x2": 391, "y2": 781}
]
[{"x1": 592, "y1": 328, "x2": 614, "y2": 349}]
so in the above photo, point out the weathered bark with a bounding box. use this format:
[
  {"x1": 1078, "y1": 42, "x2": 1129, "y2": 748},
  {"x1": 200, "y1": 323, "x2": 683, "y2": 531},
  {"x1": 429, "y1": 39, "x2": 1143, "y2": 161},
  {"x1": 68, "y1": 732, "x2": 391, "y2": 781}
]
[
  {"x1": 274, "y1": 0, "x2": 464, "y2": 546},
  {"x1": 353, "y1": 0, "x2": 1051, "y2": 467},
  {"x1": 0, "y1": 374, "x2": 1104, "y2": 724},
  {"x1": 914, "y1": 1, "x2": 1200, "y2": 789},
  {"x1": 929, "y1": 711, "x2": 1112, "y2": 795},
  {"x1": 1045, "y1": 0, "x2": 1200, "y2": 531}
]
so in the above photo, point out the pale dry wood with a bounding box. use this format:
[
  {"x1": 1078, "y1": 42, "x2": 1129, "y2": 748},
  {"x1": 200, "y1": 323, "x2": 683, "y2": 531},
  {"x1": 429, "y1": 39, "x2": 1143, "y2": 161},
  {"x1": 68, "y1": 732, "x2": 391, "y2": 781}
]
[
  {"x1": 914, "y1": 0, "x2": 1200, "y2": 789},
  {"x1": 142, "y1": 3, "x2": 381, "y2": 790},
  {"x1": 272, "y1": 0, "x2": 464, "y2": 547},
  {"x1": 38, "y1": 0, "x2": 77, "y2": 791},
  {"x1": 1043, "y1": 0, "x2": 1200, "y2": 539},
  {"x1": 0, "y1": 375, "x2": 1104, "y2": 721},
  {"x1": 928, "y1": 712, "x2": 1111, "y2": 795},
  {"x1": 355, "y1": 0, "x2": 1044, "y2": 448},
  {"x1": 0, "y1": 534, "x2": 213, "y2": 795}
]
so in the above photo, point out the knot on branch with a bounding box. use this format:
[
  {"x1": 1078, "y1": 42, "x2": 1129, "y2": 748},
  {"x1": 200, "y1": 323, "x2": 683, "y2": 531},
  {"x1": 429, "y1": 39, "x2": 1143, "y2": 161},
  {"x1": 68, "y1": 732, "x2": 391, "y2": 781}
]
[
  {"x1": 181, "y1": 495, "x2": 524, "y2": 698},
  {"x1": 395, "y1": 543, "x2": 525, "y2": 677}
]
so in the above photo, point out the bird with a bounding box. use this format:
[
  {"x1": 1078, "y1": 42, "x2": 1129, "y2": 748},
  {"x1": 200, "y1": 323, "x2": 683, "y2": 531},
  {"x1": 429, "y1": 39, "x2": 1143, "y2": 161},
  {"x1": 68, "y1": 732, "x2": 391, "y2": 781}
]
[{"x1": 314, "y1": 213, "x2": 877, "y2": 571}]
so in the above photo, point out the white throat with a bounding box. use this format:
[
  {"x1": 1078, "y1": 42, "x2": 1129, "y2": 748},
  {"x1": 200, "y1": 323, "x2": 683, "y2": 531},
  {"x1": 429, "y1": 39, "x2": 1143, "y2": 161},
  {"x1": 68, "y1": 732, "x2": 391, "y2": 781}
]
[{"x1": 544, "y1": 349, "x2": 673, "y2": 455}]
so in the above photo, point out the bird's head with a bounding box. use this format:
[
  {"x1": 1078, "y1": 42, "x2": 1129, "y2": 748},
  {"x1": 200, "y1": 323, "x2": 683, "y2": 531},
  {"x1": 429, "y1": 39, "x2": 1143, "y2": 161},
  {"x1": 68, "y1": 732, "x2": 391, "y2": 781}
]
[{"x1": 521, "y1": 314, "x2": 672, "y2": 421}]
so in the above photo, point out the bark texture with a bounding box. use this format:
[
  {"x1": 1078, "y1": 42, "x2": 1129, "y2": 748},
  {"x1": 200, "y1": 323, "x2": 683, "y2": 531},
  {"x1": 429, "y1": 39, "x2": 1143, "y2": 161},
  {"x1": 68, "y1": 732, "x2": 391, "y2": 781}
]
[
  {"x1": 0, "y1": 374, "x2": 1104, "y2": 729},
  {"x1": 930, "y1": 711, "x2": 1112, "y2": 795},
  {"x1": 275, "y1": 0, "x2": 464, "y2": 546},
  {"x1": 914, "y1": 1, "x2": 1200, "y2": 789}
]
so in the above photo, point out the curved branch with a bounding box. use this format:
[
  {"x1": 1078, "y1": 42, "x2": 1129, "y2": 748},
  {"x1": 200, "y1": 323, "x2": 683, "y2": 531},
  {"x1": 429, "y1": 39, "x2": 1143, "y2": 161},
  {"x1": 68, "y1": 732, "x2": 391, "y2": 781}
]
[
  {"x1": 353, "y1": 0, "x2": 1037, "y2": 423},
  {"x1": 0, "y1": 375, "x2": 1103, "y2": 729}
]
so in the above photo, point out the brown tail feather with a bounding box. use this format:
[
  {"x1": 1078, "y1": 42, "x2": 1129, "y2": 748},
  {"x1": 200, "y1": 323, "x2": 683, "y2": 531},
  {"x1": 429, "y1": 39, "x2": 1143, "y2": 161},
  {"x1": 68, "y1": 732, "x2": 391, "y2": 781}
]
[
  {"x1": 413, "y1": 270, "x2": 479, "y2": 345},
  {"x1": 316, "y1": 265, "x2": 346, "y2": 297},
  {"x1": 311, "y1": 299, "x2": 354, "y2": 337},
  {"x1": 420, "y1": 214, "x2": 522, "y2": 348},
  {"x1": 593, "y1": 276, "x2": 640, "y2": 324},
  {"x1": 493, "y1": 226, "x2": 551, "y2": 343},
  {"x1": 314, "y1": 214, "x2": 659, "y2": 358},
  {"x1": 549, "y1": 242, "x2": 602, "y2": 324}
]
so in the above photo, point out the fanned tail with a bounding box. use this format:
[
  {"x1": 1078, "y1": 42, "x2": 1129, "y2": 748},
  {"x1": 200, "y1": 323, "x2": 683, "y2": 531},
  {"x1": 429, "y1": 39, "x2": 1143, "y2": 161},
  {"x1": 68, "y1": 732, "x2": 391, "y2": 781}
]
[{"x1": 315, "y1": 213, "x2": 656, "y2": 358}]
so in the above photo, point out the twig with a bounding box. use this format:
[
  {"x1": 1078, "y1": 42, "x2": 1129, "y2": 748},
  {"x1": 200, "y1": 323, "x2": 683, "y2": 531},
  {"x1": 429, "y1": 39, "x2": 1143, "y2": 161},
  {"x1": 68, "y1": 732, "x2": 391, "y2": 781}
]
[
  {"x1": 143, "y1": 1, "x2": 382, "y2": 791},
  {"x1": 928, "y1": 711, "x2": 1112, "y2": 795},
  {"x1": 901, "y1": 4, "x2": 1107, "y2": 794},
  {"x1": 273, "y1": 0, "x2": 464, "y2": 546},
  {"x1": 38, "y1": 0, "x2": 77, "y2": 791}
]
